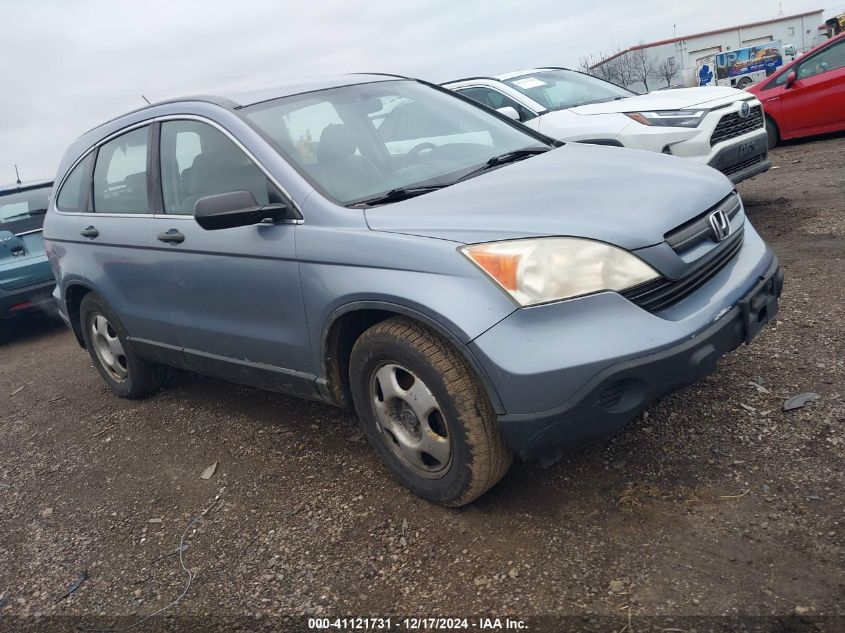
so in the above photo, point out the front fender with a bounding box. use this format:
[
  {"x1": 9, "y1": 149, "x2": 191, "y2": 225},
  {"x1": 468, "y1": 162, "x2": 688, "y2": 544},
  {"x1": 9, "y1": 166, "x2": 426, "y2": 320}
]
[{"x1": 318, "y1": 299, "x2": 507, "y2": 414}]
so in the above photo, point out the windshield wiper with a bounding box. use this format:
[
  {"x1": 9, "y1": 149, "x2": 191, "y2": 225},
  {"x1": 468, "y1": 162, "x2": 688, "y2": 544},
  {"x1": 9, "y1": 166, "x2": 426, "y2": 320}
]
[
  {"x1": 351, "y1": 185, "x2": 447, "y2": 207},
  {"x1": 1, "y1": 208, "x2": 46, "y2": 221},
  {"x1": 455, "y1": 146, "x2": 550, "y2": 184},
  {"x1": 350, "y1": 146, "x2": 551, "y2": 206}
]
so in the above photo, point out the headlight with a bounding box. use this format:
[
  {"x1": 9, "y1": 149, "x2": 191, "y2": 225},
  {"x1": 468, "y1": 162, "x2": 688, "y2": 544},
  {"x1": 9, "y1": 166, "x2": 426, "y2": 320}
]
[
  {"x1": 461, "y1": 237, "x2": 659, "y2": 306},
  {"x1": 624, "y1": 110, "x2": 706, "y2": 128}
]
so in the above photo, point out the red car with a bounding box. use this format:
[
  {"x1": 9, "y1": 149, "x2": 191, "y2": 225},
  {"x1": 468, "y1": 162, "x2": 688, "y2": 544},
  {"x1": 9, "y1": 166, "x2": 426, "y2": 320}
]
[{"x1": 747, "y1": 32, "x2": 845, "y2": 148}]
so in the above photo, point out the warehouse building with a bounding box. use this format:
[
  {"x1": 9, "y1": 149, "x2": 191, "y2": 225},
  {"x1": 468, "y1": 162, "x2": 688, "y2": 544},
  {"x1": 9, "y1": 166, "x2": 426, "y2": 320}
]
[{"x1": 591, "y1": 9, "x2": 826, "y2": 92}]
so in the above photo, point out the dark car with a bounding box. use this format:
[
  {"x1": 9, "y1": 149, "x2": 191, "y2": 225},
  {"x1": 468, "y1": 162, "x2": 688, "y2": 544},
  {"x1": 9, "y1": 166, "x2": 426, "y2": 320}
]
[{"x1": 0, "y1": 180, "x2": 55, "y2": 338}]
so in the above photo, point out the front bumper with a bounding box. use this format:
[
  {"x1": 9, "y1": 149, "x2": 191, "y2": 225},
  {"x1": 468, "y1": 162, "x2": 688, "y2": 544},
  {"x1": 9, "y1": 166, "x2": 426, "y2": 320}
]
[
  {"x1": 707, "y1": 131, "x2": 771, "y2": 184},
  {"x1": 617, "y1": 102, "x2": 769, "y2": 183},
  {"x1": 470, "y1": 224, "x2": 782, "y2": 458},
  {"x1": 0, "y1": 278, "x2": 56, "y2": 320}
]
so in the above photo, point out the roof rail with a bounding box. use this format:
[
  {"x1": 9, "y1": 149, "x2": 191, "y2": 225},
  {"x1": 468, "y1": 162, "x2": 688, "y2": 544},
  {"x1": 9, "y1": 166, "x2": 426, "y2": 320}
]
[
  {"x1": 440, "y1": 76, "x2": 496, "y2": 85},
  {"x1": 348, "y1": 72, "x2": 410, "y2": 80},
  {"x1": 81, "y1": 95, "x2": 238, "y2": 136}
]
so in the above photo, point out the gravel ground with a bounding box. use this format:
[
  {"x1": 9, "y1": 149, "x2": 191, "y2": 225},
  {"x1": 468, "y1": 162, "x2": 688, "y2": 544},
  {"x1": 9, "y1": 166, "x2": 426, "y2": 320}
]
[{"x1": 1, "y1": 134, "x2": 843, "y2": 633}]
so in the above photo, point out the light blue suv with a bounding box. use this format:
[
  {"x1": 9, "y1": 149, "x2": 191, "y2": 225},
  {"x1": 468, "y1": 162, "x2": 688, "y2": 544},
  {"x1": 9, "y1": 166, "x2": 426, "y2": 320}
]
[{"x1": 44, "y1": 75, "x2": 783, "y2": 505}]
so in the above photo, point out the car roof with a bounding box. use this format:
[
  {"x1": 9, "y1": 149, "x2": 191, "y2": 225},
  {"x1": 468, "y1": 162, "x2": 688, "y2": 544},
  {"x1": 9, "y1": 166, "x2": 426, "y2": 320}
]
[
  {"x1": 221, "y1": 74, "x2": 405, "y2": 107},
  {"x1": 0, "y1": 179, "x2": 53, "y2": 196},
  {"x1": 58, "y1": 73, "x2": 414, "y2": 184},
  {"x1": 443, "y1": 67, "x2": 571, "y2": 85},
  {"x1": 85, "y1": 73, "x2": 407, "y2": 134}
]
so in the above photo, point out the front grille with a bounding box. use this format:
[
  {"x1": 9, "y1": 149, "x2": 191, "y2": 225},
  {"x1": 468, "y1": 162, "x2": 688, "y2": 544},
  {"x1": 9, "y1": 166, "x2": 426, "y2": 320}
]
[
  {"x1": 621, "y1": 229, "x2": 744, "y2": 313},
  {"x1": 664, "y1": 193, "x2": 742, "y2": 253},
  {"x1": 722, "y1": 154, "x2": 765, "y2": 177},
  {"x1": 710, "y1": 104, "x2": 764, "y2": 146}
]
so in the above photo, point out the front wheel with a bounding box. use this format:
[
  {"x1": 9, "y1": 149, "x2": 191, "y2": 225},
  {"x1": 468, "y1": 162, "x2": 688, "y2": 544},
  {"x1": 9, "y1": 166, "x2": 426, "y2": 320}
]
[
  {"x1": 765, "y1": 117, "x2": 779, "y2": 150},
  {"x1": 349, "y1": 317, "x2": 512, "y2": 506},
  {"x1": 79, "y1": 293, "x2": 165, "y2": 399}
]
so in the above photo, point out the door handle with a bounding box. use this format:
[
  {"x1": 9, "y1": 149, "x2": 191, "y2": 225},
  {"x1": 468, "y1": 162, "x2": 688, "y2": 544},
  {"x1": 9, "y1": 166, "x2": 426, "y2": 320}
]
[
  {"x1": 157, "y1": 229, "x2": 185, "y2": 244},
  {"x1": 80, "y1": 226, "x2": 99, "y2": 239}
]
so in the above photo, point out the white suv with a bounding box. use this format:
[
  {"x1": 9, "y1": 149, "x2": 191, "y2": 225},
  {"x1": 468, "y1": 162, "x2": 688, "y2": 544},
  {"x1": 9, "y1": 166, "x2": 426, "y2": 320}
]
[{"x1": 444, "y1": 67, "x2": 771, "y2": 184}]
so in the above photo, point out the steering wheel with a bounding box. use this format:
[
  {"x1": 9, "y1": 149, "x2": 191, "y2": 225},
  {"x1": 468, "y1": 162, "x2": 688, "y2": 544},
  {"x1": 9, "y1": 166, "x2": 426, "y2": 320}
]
[{"x1": 405, "y1": 142, "x2": 437, "y2": 163}]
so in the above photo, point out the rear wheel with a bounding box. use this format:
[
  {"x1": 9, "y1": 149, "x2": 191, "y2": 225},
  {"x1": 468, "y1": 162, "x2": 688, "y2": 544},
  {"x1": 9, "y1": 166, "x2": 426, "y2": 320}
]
[
  {"x1": 737, "y1": 77, "x2": 753, "y2": 89},
  {"x1": 765, "y1": 117, "x2": 779, "y2": 150},
  {"x1": 79, "y1": 293, "x2": 165, "y2": 398},
  {"x1": 349, "y1": 317, "x2": 512, "y2": 506}
]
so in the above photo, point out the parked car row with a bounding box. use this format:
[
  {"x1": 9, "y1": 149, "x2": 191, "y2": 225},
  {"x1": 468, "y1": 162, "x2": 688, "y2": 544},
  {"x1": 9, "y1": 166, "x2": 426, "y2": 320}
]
[{"x1": 40, "y1": 75, "x2": 785, "y2": 506}]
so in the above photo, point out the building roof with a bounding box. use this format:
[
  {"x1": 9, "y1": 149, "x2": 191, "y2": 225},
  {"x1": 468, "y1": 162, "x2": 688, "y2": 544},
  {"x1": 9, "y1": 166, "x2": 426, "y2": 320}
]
[{"x1": 591, "y1": 9, "x2": 823, "y2": 68}]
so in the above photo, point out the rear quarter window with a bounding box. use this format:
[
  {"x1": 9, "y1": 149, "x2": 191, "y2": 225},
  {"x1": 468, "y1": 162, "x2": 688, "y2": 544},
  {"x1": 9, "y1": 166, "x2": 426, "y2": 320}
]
[{"x1": 56, "y1": 154, "x2": 94, "y2": 212}]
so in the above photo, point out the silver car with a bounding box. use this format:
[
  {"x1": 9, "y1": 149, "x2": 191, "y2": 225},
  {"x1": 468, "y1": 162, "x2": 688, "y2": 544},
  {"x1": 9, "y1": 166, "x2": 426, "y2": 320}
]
[{"x1": 44, "y1": 75, "x2": 782, "y2": 505}]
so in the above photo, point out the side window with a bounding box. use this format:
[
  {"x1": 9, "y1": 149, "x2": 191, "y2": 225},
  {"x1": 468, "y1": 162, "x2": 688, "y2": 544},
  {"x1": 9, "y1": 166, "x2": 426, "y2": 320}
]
[
  {"x1": 797, "y1": 40, "x2": 845, "y2": 80},
  {"x1": 457, "y1": 87, "x2": 535, "y2": 122},
  {"x1": 56, "y1": 154, "x2": 93, "y2": 212},
  {"x1": 160, "y1": 120, "x2": 273, "y2": 214},
  {"x1": 763, "y1": 71, "x2": 792, "y2": 90},
  {"x1": 93, "y1": 127, "x2": 149, "y2": 214}
]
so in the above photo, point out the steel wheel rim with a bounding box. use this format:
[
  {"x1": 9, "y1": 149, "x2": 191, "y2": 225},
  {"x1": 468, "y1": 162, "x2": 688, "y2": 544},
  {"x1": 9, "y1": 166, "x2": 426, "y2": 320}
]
[
  {"x1": 89, "y1": 313, "x2": 128, "y2": 382},
  {"x1": 370, "y1": 363, "x2": 452, "y2": 479}
]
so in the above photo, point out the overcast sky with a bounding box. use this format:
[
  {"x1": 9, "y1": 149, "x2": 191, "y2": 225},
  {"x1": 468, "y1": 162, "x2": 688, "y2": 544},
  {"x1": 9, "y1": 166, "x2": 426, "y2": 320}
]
[{"x1": 1, "y1": 0, "x2": 834, "y2": 181}]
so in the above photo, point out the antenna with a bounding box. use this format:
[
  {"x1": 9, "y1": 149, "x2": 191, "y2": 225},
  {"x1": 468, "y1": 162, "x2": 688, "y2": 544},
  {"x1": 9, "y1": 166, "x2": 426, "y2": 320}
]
[
  {"x1": 14, "y1": 164, "x2": 21, "y2": 185},
  {"x1": 141, "y1": 94, "x2": 151, "y2": 105}
]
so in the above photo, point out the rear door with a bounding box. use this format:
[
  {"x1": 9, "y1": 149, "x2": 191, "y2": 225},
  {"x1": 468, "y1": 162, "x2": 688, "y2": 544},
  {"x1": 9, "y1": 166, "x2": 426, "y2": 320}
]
[
  {"x1": 779, "y1": 38, "x2": 845, "y2": 135},
  {"x1": 50, "y1": 125, "x2": 162, "y2": 341},
  {"x1": 149, "y1": 118, "x2": 313, "y2": 396}
]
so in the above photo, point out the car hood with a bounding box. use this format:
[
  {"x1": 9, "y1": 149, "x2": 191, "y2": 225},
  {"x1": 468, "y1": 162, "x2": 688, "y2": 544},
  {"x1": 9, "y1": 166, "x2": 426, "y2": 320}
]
[
  {"x1": 364, "y1": 143, "x2": 733, "y2": 250},
  {"x1": 570, "y1": 87, "x2": 750, "y2": 115}
]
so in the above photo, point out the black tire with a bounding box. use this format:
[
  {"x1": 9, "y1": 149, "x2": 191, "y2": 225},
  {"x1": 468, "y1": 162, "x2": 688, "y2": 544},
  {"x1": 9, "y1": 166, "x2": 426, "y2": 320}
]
[
  {"x1": 349, "y1": 317, "x2": 512, "y2": 506},
  {"x1": 737, "y1": 77, "x2": 752, "y2": 89},
  {"x1": 765, "y1": 117, "x2": 779, "y2": 150},
  {"x1": 79, "y1": 293, "x2": 165, "y2": 398}
]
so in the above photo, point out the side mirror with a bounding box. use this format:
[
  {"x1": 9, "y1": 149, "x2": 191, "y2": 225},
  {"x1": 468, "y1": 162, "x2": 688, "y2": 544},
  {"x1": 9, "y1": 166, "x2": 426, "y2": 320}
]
[
  {"x1": 785, "y1": 71, "x2": 797, "y2": 88},
  {"x1": 496, "y1": 106, "x2": 520, "y2": 121},
  {"x1": 194, "y1": 190, "x2": 299, "y2": 231}
]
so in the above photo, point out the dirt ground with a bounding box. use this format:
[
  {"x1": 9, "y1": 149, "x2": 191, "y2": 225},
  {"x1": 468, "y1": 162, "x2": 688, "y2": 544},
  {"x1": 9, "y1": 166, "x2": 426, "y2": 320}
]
[{"x1": 1, "y1": 135, "x2": 843, "y2": 633}]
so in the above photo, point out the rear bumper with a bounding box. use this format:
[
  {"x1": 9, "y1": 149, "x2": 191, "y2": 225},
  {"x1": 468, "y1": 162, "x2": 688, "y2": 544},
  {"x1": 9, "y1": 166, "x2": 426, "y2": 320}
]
[
  {"x1": 472, "y1": 239, "x2": 782, "y2": 458},
  {"x1": 0, "y1": 279, "x2": 56, "y2": 319}
]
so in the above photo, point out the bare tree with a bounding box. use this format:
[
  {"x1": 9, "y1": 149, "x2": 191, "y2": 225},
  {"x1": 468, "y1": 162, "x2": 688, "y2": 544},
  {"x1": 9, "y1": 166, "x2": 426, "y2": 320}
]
[
  {"x1": 656, "y1": 58, "x2": 679, "y2": 88},
  {"x1": 592, "y1": 57, "x2": 620, "y2": 84},
  {"x1": 628, "y1": 48, "x2": 657, "y2": 92},
  {"x1": 577, "y1": 56, "x2": 594, "y2": 75},
  {"x1": 608, "y1": 50, "x2": 638, "y2": 89}
]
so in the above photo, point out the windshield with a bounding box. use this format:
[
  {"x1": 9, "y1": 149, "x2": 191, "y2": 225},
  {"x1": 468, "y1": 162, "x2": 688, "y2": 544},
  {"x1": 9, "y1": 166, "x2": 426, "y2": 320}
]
[
  {"x1": 502, "y1": 69, "x2": 635, "y2": 111},
  {"x1": 0, "y1": 186, "x2": 51, "y2": 234},
  {"x1": 242, "y1": 80, "x2": 548, "y2": 205}
]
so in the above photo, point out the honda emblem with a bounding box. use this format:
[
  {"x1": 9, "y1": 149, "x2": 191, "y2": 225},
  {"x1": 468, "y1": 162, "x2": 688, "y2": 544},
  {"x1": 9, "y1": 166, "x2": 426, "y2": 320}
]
[{"x1": 709, "y1": 209, "x2": 731, "y2": 242}]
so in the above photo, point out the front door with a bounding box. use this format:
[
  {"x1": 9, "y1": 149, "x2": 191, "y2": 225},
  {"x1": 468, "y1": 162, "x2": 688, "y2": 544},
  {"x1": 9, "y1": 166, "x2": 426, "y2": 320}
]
[
  {"x1": 780, "y1": 38, "x2": 845, "y2": 135},
  {"x1": 150, "y1": 118, "x2": 314, "y2": 397}
]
